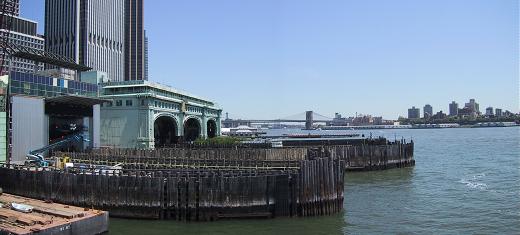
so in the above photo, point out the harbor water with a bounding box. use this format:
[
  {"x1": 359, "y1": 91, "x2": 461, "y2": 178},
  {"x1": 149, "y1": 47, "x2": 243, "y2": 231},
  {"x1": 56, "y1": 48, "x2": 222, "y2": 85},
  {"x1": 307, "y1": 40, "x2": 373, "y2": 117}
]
[{"x1": 109, "y1": 127, "x2": 520, "y2": 234}]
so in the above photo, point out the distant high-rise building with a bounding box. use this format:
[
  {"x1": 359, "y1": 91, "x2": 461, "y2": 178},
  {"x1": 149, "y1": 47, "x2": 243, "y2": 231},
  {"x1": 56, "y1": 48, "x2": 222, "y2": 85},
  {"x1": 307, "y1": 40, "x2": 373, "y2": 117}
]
[
  {"x1": 464, "y1": 99, "x2": 480, "y2": 116},
  {"x1": 423, "y1": 104, "x2": 433, "y2": 118},
  {"x1": 449, "y1": 101, "x2": 459, "y2": 116},
  {"x1": 124, "y1": 0, "x2": 145, "y2": 81},
  {"x1": 408, "y1": 106, "x2": 420, "y2": 119},
  {"x1": 495, "y1": 108, "x2": 502, "y2": 117},
  {"x1": 144, "y1": 30, "x2": 148, "y2": 80},
  {"x1": 485, "y1": 107, "x2": 494, "y2": 116},
  {"x1": 45, "y1": 0, "x2": 125, "y2": 81},
  {"x1": 0, "y1": 14, "x2": 44, "y2": 74}
]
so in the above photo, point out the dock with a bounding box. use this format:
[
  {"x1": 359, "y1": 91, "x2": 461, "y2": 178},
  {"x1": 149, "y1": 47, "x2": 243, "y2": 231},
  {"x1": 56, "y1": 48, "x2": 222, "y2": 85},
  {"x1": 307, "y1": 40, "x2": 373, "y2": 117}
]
[
  {"x1": 0, "y1": 193, "x2": 108, "y2": 235},
  {"x1": 0, "y1": 137, "x2": 413, "y2": 221},
  {"x1": 0, "y1": 155, "x2": 345, "y2": 221}
]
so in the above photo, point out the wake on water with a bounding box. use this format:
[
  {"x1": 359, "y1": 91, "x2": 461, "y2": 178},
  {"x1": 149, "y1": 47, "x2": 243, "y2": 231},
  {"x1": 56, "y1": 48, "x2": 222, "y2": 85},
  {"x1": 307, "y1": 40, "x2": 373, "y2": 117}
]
[{"x1": 459, "y1": 173, "x2": 488, "y2": 190}]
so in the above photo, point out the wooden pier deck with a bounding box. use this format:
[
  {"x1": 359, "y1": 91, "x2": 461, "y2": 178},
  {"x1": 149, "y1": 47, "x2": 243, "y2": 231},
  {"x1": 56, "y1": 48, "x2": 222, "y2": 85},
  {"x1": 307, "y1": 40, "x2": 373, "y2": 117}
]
[{"x1": 0, "y1": 193, "x2": 108, "y2": 235}]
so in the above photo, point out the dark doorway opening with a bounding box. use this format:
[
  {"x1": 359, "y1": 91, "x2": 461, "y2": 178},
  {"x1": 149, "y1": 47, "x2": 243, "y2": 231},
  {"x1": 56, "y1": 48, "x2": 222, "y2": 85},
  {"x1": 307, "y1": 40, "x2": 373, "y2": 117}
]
[
  {"x1": 48, "y1": 116, "x2": 84, "y2": 152},
  {"x1": 184, "y1": 118, "x2": 201, "y2": 142},
  {"x1": 207, "y1": 120, "x2": 217, "y2": 138},
  {"x1": 154, "y1": 116, "x2": 178, "y2": 147}
]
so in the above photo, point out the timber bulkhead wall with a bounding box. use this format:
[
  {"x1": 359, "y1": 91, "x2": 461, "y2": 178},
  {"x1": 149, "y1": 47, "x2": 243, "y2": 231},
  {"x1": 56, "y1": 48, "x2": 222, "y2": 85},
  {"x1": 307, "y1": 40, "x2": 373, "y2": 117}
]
[
  {"x1": 0, "y1": 157, "x2": 344, "y2": 220},
  {"x1": 60, "y1": 140, "x2": 414, "y2": 171},
  {"x1": 0, "y1": 140, "x2": 413, "y2": 220}
]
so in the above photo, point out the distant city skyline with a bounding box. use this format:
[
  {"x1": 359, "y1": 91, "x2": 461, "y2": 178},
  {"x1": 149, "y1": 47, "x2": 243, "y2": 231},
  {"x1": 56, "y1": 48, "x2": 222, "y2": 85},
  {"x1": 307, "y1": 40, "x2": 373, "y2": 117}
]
[
  {"x1": 20, "y1": 0, "x2": 519, "y2": 119},
  {"x1": 405, "y1": 97, "x2": 517, "y2": 119}
]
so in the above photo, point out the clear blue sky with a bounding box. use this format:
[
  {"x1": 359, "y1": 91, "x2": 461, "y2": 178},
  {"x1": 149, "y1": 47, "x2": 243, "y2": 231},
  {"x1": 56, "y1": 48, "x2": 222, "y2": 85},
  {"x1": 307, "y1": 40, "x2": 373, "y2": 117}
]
[{"x1": 21, "y1": 0, "x2": 519, "y2": 119}]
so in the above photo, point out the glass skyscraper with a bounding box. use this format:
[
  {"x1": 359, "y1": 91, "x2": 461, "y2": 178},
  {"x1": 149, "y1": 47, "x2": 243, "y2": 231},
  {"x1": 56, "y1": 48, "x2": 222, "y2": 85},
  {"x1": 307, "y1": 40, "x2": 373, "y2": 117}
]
[{"x1": 125, "y1": 0, "x2": 146, "y2": 81}]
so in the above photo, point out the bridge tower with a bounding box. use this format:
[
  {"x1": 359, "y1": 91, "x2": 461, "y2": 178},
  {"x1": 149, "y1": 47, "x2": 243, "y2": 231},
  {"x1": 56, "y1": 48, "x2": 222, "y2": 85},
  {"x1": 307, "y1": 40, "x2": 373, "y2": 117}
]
[{"x1": 305, "y1": 111, "x2": 313, "y2": 130}]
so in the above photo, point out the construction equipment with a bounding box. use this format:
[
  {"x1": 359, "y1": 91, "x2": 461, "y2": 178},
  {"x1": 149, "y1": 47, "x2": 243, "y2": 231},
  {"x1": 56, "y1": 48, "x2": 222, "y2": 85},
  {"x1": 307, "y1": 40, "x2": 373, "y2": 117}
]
[
  {"x1": 54, "y1": 155, "x2": 71, "y2": 169},
  {"x1": 25, "y1": 134, "x2": 87, "y2": 167}
]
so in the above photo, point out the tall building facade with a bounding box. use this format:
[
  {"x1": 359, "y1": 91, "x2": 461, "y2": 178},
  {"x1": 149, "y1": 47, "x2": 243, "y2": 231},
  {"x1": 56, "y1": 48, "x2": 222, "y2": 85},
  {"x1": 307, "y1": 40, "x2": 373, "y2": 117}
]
[
  {"x1": 144, "y1": 30, "x2": 148, "y2": 80},
  {"x1": 1, "y1": 0, "x2": 20, "y2": 16},
  {"x1": 449, "y1": 101, "x2": 458, "y2": 116},
  {"x1": 485, "y1": 107, "x2": 494, "y2": 116},
  {"x1": 464, "y1": 99, "x2": 480, "y2": 115},
  {"x1": 0, "y1": 15, "x2": 45, "y2": 74},
  {"x1": 124, "y1": 0, "x2": 146, "y2": 81},
  {"x1": 423, "y1": 104, "x2": 433, "y2": 118},
  {"x1": 45, "y1": 0, "x2": 125, "y2": 81},
  {"x1": 408, "y1": 106, "x2": 420, "y2": 119},
  {"x1": 495, "y1": 108, "x2": 502, "y2": 117}
]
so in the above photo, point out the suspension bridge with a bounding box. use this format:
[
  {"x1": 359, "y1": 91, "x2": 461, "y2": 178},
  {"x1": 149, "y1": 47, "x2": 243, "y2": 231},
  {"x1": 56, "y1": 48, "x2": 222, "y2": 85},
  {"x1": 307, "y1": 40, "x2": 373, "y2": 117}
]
[{"x1": 222, "y1": 111, "x2": 333, "y2": 129}]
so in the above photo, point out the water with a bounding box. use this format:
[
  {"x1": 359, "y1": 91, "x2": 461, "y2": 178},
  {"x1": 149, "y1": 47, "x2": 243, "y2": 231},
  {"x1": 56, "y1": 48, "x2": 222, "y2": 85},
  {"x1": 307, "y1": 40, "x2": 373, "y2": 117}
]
[{"x1": 109, "y1": 127, "x2": 520, "y2": 234}]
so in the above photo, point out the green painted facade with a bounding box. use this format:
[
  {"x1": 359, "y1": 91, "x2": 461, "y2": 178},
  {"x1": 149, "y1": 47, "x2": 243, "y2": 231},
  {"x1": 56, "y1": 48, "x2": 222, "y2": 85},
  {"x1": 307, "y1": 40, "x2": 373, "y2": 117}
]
[{"x1": 99, "y1": 80, "x2": 222, "y2": 148}]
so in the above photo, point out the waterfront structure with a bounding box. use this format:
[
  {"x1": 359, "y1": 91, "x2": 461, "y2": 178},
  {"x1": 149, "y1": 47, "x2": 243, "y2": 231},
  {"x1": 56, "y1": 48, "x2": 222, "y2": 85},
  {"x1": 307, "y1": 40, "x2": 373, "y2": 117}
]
[
  {"x1": 221, "y1": 125, "x2": 266, "y2": 137},
  {"x1": 124, "y1": 0, "x2": 146, "y2": 81},
  {"x1": 423, "y1": 104, "x2": 433, "y2": 118},
  {"x1": 412, "y1": 123, "x2": 460, "y2": 129},
  {"x1": 449, "y1": 101, "x2": 458, "y2": 116},
  {"x1": 0, "y1": 13, "x2": 44, "y2": 74},
  {"x1": 1, "y1": 71, "x2": 101, "y2": 163},
  {"x1": 45, "y1": 0, "x2": 125, "y2": 82},
  {"x1": 408, "y1": 106, "x2": 420, "y2": 119},
  {"x1": 485, "y1": 107, "x2": 494, "y2": 116},
  {"x1": 495, "y1": 108, "x2": 502, "y2": 117},
  {"x1": 99, "y1": 80, "x2": 222, "y2": 148},
  {"x1": 0, "y1": 137, "x2": 413, "y2": 221},
  {"x1": 473, "y1": 122, "x2": 517, "y2": 128}
]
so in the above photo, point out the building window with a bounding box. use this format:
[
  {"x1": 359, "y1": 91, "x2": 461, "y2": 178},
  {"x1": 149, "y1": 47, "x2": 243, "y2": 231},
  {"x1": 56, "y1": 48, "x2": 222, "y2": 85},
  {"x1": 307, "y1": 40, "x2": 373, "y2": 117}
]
[
  {"x1": 141, "y1": 99, "x2": 145, "y2": 106},
  {"x1": 126, "y1": 100, "x2": 133, "y2": 106},
  {"x1": 116, "y1": 100, "x2": 122, "y2": 106}
]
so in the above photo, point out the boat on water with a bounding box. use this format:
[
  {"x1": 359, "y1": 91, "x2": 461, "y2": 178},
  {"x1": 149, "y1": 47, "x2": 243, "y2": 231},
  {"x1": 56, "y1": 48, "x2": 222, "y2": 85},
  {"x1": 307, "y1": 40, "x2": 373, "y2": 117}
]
[{"x1": 221, "y1": 125, "x2": 267, "y2": 138}]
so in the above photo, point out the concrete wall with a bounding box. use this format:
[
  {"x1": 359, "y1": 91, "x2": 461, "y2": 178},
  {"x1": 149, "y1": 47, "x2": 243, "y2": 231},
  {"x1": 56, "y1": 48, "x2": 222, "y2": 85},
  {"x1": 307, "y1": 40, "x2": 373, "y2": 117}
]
[
  {"x1": 100, "y1": 105, "x2": 141, "y2": 148},
  {"x1": 11, "y1": 96, "x2": 46, "y2": 163},
  {"x1": 92, "y1": 104, "x2": 101, "y2": 148}
]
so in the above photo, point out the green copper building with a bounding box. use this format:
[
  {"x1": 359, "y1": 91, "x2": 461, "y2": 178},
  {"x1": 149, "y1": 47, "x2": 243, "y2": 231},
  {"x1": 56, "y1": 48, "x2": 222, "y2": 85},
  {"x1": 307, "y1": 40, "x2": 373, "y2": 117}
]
[{"x1": 99, "y1": 80, "x2": 222, "y2": 148}]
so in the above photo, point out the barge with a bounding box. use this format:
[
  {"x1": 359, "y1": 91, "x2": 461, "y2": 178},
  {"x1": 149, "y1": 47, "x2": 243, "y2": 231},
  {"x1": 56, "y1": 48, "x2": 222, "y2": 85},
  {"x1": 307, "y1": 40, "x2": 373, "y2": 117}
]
[{"x1": 0, "y1": 193, "x2": 108, "y2": 235}]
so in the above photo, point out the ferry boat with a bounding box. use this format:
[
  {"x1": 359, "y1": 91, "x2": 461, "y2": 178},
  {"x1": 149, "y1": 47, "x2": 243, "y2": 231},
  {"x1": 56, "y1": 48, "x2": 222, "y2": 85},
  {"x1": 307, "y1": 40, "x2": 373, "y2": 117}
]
[{"x1": 221, "y1": 125, "x2": 267, "y2": 138}]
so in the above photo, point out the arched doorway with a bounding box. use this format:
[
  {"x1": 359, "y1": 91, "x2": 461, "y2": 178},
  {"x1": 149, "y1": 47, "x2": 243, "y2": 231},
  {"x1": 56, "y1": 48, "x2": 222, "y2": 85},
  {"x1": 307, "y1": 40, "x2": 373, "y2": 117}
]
[
  {"x1": 184, "y1": 118, "x2": 201, "y2": 142},
  {"x1": 207, "y1": 119, "x2": 217, "y2": 138},
  {"x1": 154, "y1": 116, "x2": 178, "y2": 147}
]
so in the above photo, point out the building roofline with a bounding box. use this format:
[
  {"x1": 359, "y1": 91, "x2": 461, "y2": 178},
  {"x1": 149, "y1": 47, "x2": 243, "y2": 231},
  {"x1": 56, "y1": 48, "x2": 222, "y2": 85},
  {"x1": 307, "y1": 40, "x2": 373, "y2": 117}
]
[
  {"x1": 101, "y1": 80, "x2": 215, "y2": 104},
  {"x1": 0, "y1": 29, "x2": 44, "y2": 40}
]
